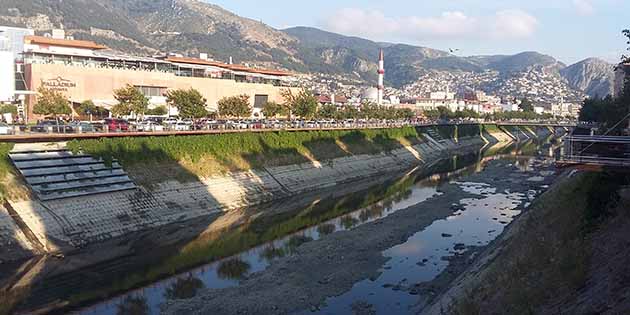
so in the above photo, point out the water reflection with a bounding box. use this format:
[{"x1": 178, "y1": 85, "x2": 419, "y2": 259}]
[
  {"x1": 313, "y1": 141, "x2": 559, "y2": 315},
  {"x1": 216, "y1": 258, "x2": 251, "y2": 280},
  {"x1": 163, "y1": 275, "x2": 204, "y2": 300},
  {"x1": 116, "y1": 296, "x2": 149, "y2": 315},
  {"x1": 30, "y1": 139, "x2": 558, "y2": 315}
]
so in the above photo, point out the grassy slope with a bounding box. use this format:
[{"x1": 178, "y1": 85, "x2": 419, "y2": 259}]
[
  {"x1": 66, "y1": 128, "x2": 423, "y2": 185},
  {"x1": 0, "y1": 143, "x2": 29, "y2": 202},
  {"x1": 448, "y1": 172, "x2": 627, "y2": 315}
]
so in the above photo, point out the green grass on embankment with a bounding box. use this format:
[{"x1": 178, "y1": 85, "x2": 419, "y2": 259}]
[
  {"x1": 0, "y1": 143, "x2": 15, "y2": 201},
  {"x1": 480, "y1": 124, "x2": 501, "y2": 134},
  {"x1": 66, "y1": 127, "x2": 423, "y2": 184},
  {"x1": 448, "y1": 172, "x2": 628, "y2": 315}
]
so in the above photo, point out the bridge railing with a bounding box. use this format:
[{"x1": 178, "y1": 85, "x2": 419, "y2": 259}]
[{"x1": 560, "y1": 135, "x2": 630, "y2": 167}]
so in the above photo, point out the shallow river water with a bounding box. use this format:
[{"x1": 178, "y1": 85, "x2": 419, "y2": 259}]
[
  {"x1": 75, "y1": 139, "x2": 562, "y2": 315},
  {"x1": 6, "y1": 138, "x2": 561, "y2": 315}
]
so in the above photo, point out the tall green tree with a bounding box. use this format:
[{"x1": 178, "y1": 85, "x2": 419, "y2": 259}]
[
  {"x1": 0, "y1": 104, "x2": 17, "y2": 116},
  {"x1": 146, "y1": 105, "x2": 168, "y2": 116},
  {"x1": 112, "y1": 84, "x2": 149, "y2": 118},
  {"x1": 519, "y1": 98, "x2": 534, "y2": 112},
  {"x1": 33, "y1": 87, "x2": 72, "y2": 120},
  {"x1": 293, "y1": 90, "x2": 318, "y2": 119},
  {"x1": 76, "y1": 100, "x2": 107, "y2": 121},
  {"x1": 579, "y1": 29, "x2": 630, "y2": 134},
  {"x1": 261, "y1": 101, "x2": 285, "y2": 118},
  {"x1": 218, "y1": 95, "x2": 252, "y2": 119},
  {"x1": 166, "y1": 88, "x2": 208, "y2": 119},
  {"x1": 281, "y1": 89, "x2": 317, "y2": 119},
  {"x1": 317, "y1": 104, "x2": 337, "y2": 119},
  {"x1": 359, "y1": 102, "x2": 379, "y2": 120}
]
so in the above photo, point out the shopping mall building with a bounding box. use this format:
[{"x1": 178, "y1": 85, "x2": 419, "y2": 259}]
[{"x1": 0, "y1": 27, "x2": 298, "y2": 122}]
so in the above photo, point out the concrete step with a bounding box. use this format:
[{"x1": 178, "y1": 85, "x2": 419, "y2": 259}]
[
  {"x1": 32, "y1": 175, "x2": 133, "y2": 193},
  {"x1": 9, "y1": 151, "x2": 91, "y2": 162},
  {"x1": 25, "y1": 169, "x2": 128, "y2": 185},
  {"x1": 21, "y1": 163, "x2": 123, "y2": 177},
  {"x1": 39, "y1": 182, "x2": 137, "y2": 201},
  {"x1": 13, "y1": 157, "x2": 105, "y2": 170}
]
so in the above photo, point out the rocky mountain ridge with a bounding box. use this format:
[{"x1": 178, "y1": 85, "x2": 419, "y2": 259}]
[{"x1": 0, "y1": 0, "x2": 618, "y2": 99}]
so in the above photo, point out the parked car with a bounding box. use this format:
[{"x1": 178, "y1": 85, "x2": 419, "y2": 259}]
[
  {"x1": 163, "y1": 117, "x2": 178, "y2": 125},
  {"x1": 31, "y1": 120, "x2": 73, "y2": 133},
  {"x1": 173, "y1": 121, "x2": 191, "y2": 131},
  {"x1": 104, "y1": 118, "x2": 130, "y2": 131},
  {"x1": 0, "y1": 122, "x2": 13, "y2": 135},
  {"x1": 68, "y1": 121, "x2": 95, "y2": 133},
  {"x1": 137, "y1": 120, "x2": 164, "y2": 132}
]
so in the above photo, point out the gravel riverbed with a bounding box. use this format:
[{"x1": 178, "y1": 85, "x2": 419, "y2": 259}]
[{"x1": 162, "y1": 157, "x2": 557, "y2": 315}]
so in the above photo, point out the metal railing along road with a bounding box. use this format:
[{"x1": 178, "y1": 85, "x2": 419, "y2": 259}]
[{"x1": 0, "y1": 119, "x2": 576, "y2": 142}]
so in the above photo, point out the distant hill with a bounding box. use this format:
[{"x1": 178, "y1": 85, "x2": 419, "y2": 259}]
[
  {"x1": 560, "y1": 58, "x2": 617, "y2": 98},
  {"x1": 0, "y1": 0, "x2": 617, "y2": 98}
]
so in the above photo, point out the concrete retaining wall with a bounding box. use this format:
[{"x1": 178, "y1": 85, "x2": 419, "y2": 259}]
[{"x1": 3, "y1": 126, "x2": 532, "y2": 259}]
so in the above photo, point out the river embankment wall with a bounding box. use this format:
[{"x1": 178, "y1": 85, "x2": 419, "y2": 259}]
[{"x1": 1, "y1": 125, "x2": 556, "y2": 261}]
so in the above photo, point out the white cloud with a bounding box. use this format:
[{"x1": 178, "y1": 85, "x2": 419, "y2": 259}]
[
  {"x1": 322, "y1": 8, "x2": 538, "y2": 42},
  {"x1": 573, "y1": 0, "x2": 595, "y2": 15}
]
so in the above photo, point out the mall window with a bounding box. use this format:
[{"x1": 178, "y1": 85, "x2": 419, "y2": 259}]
[
  {"x1": 135, "y1": 85, "x2": 166, "y2": 97},
  {"x1": 254, "y1": 94, "x2": 268, "y2": 109}
]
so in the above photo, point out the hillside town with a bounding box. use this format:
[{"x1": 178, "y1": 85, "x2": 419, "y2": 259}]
[{"x1": 0, "y1": 24, "x2": 584, "y2": 129}]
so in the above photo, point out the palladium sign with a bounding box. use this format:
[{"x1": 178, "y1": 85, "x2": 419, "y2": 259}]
[{"x1": 41, "y1": 77, "x2": 77, "y2": 92}]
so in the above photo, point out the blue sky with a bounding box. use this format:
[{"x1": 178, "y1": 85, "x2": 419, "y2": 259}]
[{"x1": 208, "y1": 0, "x2": 628, "y2": 65}]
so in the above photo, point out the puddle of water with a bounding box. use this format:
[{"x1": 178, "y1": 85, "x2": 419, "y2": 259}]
[
  {"x1": 23, "y1": 139, "x2": 558, "y2": 315},
  {"x1": 77, "y1": 182, "x2": 442, "y2": 315},
  {"x1": 312, "y1": 179, "x2": 530, "y2": 315}
]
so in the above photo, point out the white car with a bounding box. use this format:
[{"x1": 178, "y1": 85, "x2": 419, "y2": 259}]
[
  {"x1": 163, "y1": 117, "x2": 178, "y2": 125},
  {"x1": 173, "y1": 122, "x2": 191, "y2": 131},
  {"x1": 137, "y1": 121, "x2": 164, "y2": 132},
  {"x1": 0, "y1": 122, "x2": 13, "y2": 135}
]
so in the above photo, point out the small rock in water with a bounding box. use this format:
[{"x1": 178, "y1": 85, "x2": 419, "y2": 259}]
[
  {"x1": 454, "y1": 243, "x2": 466, "y2": 251},
  {"x1": 441, "y1": 233, "x2": 453, "y2": 238},
  {"x1": 488, "y1": 230, "x2": 496, "y2": 234}
]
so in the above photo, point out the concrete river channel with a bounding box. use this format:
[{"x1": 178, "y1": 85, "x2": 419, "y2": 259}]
[{"x1": 7, "y1": 137, "x2": 563, "y2": 315}]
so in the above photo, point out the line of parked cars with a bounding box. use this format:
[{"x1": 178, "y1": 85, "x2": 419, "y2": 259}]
[{"x1": 0, "y1": 117, "x2": 421, "y2": 135}]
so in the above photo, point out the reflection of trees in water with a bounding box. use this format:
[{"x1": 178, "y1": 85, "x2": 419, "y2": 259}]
[
  {"x1": 260, "y1": 246, "x2": 286, "y2": 262},
  {"x1": 164, "y1": 275, "x2": 205, "y2": 300},
  {"x1": 317, "y1": 223, "x2": 336, "y2": 235},
  {"x1": 286, "y1": 235, "x2": 313, "y2": 250},
  {"x1": 116, "y1": 295, "x2": 149, "y2": 315},
  {"x1": 217, "y1": 258, "x2": 251, "y2": 280},
  {"x1": 340, "y1": 215, "x2": 359, "y2": 229}
]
